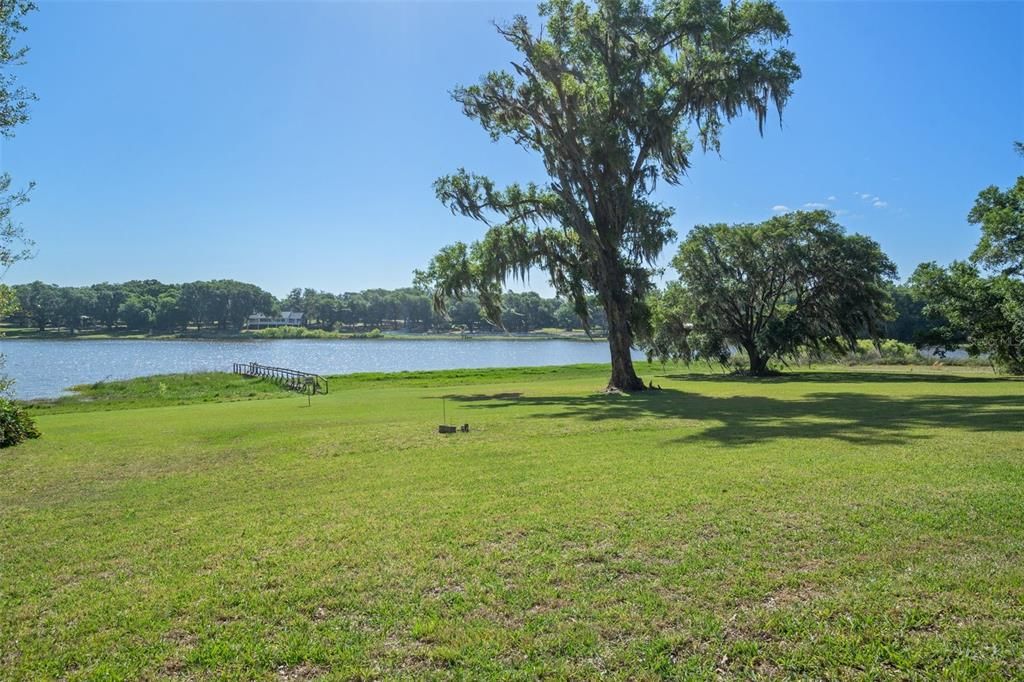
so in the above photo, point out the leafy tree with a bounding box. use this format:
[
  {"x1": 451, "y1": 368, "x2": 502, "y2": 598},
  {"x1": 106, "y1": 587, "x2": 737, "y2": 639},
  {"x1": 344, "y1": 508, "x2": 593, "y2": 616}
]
[
  {"x1": 203, "y1": 279, "x2": 274, "y2": 331},
  {"x1": 883, "y1": 282, "x2": 957, "y2": 346},
  {"x1": 911, "y1": 262, "x2": 1023, "y2": 374},
  {"x1": 90, "y1": 283, "x2": 127, "y2": 329},
  {"x1": 0, "y1": 0, "x2": 38, "y2": 443},
  {"x1": 300, "y1": 288, "x2": 321, "y2": 321},
  {"x1": 644, "y1": 280, "x2": 729, "y2": 367},
  {"x1": 118, "y1": 294, "x2": 157, "y2": 331},
  {"x1": 14, "y1": 280, "x2": 58, "y2": 330},
  {"x1": 910, "y1": 145, "x2": 1024, "y2": 374},
  {"x1": 179, "y1": 282, "x2": 211, "y2": 329},
  {"x1": 310, "y1": 291, "x2": 342, "y2": 328},
  {"x1": 968, "y1": 142, "x2": 1023, "y2": 275},
  {"x1": 552, "y1": 296, "x2": 607, "y2": 331},
  {"x1": 391, "y1": 288, "x2": 434, "y2": 330},
  {"x1": 154, "y1": 290, "x2": 188, "y2": 331},
  {"x1": 121, "y1": 279, "x2": 173, "y2": 299},
  {"x1": 361, "y1": 289, "x2": 392, "y2": 327},
  {"x1": 0, "y1": 0, "x2": 36, "y2": 284},
  {"x1": 55, "y1": 287, "x2": 95, "y2": 332},
  {"x1": 282, "y1": 288, "x2": 305, "y2": 313},
  {"x1": 553, "y1": 300, "x2": 578, "y2": 330},
  {"x1": 501, "y1": 291, "x2": 557, "y2": 332},
  {"x1": 417, "y1": 0, "x2": 800, "y2": 390},
  {"x1": 648, "y1": 211, "x2": 896, "y2": 375},
  {"x1": 448, "y1": 299, "x2": 484, "y2": 332},
  {"x1": 337, "y1": 292, "x2": 367, "y2": 326}
]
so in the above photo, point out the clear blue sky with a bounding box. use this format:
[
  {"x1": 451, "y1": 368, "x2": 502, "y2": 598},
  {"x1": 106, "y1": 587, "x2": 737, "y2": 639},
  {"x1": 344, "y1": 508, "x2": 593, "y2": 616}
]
[{"x1": 5, "y1": 0, "x2": 1022, "y2": 297}]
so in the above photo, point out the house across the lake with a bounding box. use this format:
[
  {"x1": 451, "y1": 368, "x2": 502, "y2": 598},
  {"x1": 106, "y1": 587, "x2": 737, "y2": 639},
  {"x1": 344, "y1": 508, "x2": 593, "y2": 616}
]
[{"x1": 245, "y1": 311, "x2": 305, "y2": 329}]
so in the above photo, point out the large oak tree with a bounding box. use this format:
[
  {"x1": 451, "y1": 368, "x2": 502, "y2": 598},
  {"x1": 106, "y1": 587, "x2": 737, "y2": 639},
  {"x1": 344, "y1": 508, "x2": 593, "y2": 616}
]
[
  {"x1": 416, "y1": 0, "x2": 800, "y2": 390},
  {"x1": 646, "y1": 211, "x2": 896, "y2": 375}
]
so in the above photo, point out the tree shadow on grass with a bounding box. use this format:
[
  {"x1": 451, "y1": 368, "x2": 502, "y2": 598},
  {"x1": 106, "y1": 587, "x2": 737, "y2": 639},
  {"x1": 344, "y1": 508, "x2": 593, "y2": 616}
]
[
  {"x1": 443, "y1": 381, "x2": 1024, "y2": 447},
  {"x1": 655, "y1": 370, "x2": 1013, "y2": 384},
  {"x1": 441, "y1": 392, "x2": 524, "y2": 402}
]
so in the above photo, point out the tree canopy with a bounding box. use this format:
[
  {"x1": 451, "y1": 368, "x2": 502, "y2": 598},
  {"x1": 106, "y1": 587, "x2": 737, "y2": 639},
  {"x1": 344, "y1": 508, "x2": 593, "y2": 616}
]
[
  {"x1": 645, "y1": 210, "x2": 896, "y2": 375},
  {"x1": 0, "y1": 0, "x2": 35, "y2": 286},
  {"x1": 417, "y1": 0, "x2": 800, "y2": 390},
  {"x1": 968, "y1": 142, "x2": 1024, "y2": 276},
  {"x1": 5, "y1": 279, "x2": 602, "y2": 336},
  {"x1": 910, "y1": 262, "x2": 1024, "y2": 374},
  {"x1": 910, "y1": 144, "x2": 1024, "y2": 374}
]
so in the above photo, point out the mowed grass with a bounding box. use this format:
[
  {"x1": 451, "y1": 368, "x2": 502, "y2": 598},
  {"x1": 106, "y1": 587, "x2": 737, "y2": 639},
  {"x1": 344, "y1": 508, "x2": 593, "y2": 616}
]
[{"x1": 1, "y1": 364, "x2": 1022, "y2": 680}]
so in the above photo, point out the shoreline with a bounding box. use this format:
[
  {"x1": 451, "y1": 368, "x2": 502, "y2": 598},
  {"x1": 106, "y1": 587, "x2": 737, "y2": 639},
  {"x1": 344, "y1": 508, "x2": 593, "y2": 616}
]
[
  {"x1": 0, "y1": 330, "x2": 609, "y2": 343},
  {"x1": 21, "y1": 362, "x2": 1012, "y2": 413}
]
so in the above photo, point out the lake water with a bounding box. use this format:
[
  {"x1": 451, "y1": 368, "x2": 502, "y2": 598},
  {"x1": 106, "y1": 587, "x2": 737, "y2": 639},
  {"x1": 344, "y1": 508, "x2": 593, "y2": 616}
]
[{"x1": 0, "y1": 338, "x2": 634, "y2": 399}]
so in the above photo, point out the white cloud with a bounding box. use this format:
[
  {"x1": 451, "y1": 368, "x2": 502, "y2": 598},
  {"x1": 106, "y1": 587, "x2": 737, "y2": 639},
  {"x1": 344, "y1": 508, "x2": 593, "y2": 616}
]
[
  {"x1": 771, "y1": 205, "x2": 789, "y2": 212},
  {"x1": 853, "y1": 192, "x2": 890, "y2": 209},
  {"x1": 835, "y1": 209, "x2": 850, "y2": 216},
  {"x1": 803, "y1": 202, "x2": 828, "y2": 209},
  {"x1": 827, "y1": 196, "x2": 837, "y2": 201}
]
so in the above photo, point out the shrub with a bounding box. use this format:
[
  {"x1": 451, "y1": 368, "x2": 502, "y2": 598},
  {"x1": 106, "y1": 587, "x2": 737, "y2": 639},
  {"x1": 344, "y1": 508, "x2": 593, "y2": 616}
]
[
  {"x1": 0, "y1": 398, "x2": 40, "y2": 448},
  {"x1": 835, "y1": 339, "x2": 988, "y2": 367},
  {"x1": 250, "y1": 326, "x2": 338, "y2": 339},
  {"x1": 850, "y1": 339, "x2": 919, "y2": 364}
]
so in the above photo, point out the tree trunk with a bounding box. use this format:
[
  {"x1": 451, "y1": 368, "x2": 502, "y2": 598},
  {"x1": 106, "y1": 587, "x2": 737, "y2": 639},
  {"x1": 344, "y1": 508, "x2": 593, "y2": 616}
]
[
  {"x1": 604, "y1": 295, "x2": 645, "y2": 392},
  {"x1": 743, "y1": 340, "x2": 769, "y2": 376}
]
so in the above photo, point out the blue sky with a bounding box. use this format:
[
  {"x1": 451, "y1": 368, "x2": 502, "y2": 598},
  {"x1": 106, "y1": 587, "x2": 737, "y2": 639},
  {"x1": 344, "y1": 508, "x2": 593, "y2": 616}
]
[{"x1": 4, "y1": 0, "x2": 1022, "y2": 297}]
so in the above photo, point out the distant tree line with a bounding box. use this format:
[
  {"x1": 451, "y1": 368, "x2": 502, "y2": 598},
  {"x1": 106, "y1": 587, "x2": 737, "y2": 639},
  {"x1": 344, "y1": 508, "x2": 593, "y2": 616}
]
[
  {"x1": 4, "y1": 274, "x2": 971, "y2": 349},
  {"x1": 280, "y1": 287, "x2": 607, "y2": 333},
  {"x1": 8, "y1": 280, "x2": 274, "y2": 333},
  {"x1": 4, "y1": 280, "x2": 608, "y2": 334}
]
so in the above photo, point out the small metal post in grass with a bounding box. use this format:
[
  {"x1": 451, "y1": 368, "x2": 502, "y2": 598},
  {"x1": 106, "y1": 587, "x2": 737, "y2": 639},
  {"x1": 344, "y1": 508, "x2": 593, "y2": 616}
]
[{"x1": 438, "y1": 397, "x2": 457, "y2": 433}]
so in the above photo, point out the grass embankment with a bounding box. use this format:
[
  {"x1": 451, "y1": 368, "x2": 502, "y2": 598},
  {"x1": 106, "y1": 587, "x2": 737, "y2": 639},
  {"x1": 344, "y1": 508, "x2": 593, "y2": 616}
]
[
  {"x1": 2, "y1": 364, "x2": 1023, "y2": 679},
  {"x1": 23, "y1": 372, "x2": 292, "y2": 414}
]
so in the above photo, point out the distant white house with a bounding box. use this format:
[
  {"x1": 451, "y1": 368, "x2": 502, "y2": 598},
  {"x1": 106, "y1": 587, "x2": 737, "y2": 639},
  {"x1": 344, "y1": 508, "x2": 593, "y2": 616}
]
[{"x1": 246, "y1": 311, "x2": 305, "y2": 329}]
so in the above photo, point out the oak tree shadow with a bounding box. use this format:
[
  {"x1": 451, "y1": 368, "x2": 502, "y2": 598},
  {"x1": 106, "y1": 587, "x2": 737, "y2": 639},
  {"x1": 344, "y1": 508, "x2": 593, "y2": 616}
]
[
  {"x1": 440, "y1": 392, "x2": 524, "y2": 401},
  {"x1": 657, "y1": 370, "x2": 1011, "y2": 384},
  {"x1": 444, "y1": 379, "x2": 1023, "y2": 447}
]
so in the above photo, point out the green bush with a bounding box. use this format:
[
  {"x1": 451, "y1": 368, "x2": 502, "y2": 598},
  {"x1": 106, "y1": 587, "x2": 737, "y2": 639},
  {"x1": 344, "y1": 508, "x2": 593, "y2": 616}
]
[
  {"x1": 837, "y1": 339, "x2": 987, "y2": 367},
  {"x1": 0, "y1": 398, "x2": 40, "y2": 447},
  {"x1": 850, "y1": 339, "x2": 919, "y2": 364},
  {"x1": 247, "y1": 326, "x2": 390, "y2": 340},
  {"x1": 250, "y1": 326, "x2": 340, "y2": 339}
]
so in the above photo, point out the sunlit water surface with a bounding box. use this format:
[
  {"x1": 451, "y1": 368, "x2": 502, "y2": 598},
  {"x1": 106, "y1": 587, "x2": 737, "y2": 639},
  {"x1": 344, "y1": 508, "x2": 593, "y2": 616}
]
[{"x1": 0, "y1": 338, "x2": 638, "y2": 399}]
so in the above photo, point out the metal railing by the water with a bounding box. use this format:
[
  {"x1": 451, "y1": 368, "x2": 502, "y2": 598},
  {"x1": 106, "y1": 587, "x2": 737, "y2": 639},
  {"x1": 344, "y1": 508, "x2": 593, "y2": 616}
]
[{"x1": 232, "y1": 362, "x2": 328, "y2": 395}]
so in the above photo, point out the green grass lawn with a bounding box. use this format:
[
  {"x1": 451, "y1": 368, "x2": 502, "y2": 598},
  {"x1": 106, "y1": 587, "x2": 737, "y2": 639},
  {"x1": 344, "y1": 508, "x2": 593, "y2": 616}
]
[{"x1": 2, "y1": 364, "x2": 1022, "y2": 680}]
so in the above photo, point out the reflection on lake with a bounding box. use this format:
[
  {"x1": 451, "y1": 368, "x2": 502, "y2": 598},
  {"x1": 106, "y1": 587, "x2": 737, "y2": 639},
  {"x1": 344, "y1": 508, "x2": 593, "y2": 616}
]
[{"x1": 0, "y1": 338, "x2": 635, "y2": 399}]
